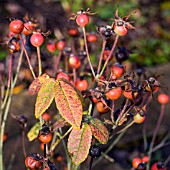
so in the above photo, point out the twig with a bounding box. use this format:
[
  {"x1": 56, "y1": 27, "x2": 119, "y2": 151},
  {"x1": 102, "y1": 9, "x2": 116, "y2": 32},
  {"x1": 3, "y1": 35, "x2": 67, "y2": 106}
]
[
  {"x1": 0, "y1": 48, "x2": 24, "y2": 170},
  {"x1": 21, "y1": 38, "x2": 36, "y2": 79},
  {"x1": 116, "y1": 121, "x2": 135, "y2": 134},
  {"x1": 92, "y1": 129, "x2": 126, "y2": 167},
  {"x1": 2, "y1": 54, "x2": 13, "y2": 109},
  {"x1": 82, "y1": 27, "x2": 95, "y2": 78},
  {"x1": 88, "y1": 157, "x2": 93, "y2": 170},
  {"x1": 115, "y1": 99, "x2": 129, "y2": 126},
  {"x1": 97, "y1": 40, "x2": 106, "y2": 74},
  {"x1": 73, "y1": 68, "x2": 76, "y2": 83},
  {"x1": 59, "y1": 128, "x2": 72, "y2": 170},
  {"x1": 164, "y1": 153, "x2": 170, "y2": 166},
  {"x1": 110, "y1": 100, "x2": 115, "y2": 123},
  {"x1": 37, "y1": 46, "x2": 42, "y2": 76},
  {"x1": 22, "y1": 129, "x2": 26, "y2": 157},
  {"x1": 56, "y1": 51, "x2": 62, "y2": 71},
  {"x1": 147, "y1": 104, "x2": 165, "y2": 170},
  {"x1": 99, "y1": 35, "x2": 119, "y2": 78}
]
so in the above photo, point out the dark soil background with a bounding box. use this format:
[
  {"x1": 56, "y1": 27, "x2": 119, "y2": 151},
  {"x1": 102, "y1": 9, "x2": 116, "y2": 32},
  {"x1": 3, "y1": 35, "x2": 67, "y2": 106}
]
[{"x1": 0, "y1": 0, "x2": 170, "y2": 169}]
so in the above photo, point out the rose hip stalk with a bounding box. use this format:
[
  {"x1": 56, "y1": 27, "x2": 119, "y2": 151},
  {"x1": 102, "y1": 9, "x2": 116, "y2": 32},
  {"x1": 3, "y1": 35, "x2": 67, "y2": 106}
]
[
  {"x1": 70, "y1": 9, "x2": 96, "y2": 78},
  {"x1": 147, "y1": 93, "x2": 169, "y2": 170},
  {"x1": 30, "y1": 32, "x2": 44, "y2": 76}
]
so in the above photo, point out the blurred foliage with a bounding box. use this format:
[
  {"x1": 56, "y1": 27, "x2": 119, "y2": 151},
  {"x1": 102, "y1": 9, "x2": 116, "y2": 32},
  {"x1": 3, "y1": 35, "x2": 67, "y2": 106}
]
[
  {"x1": 0, "y1": 0, "x2": 169, "y2": 66},
  {"x1": 61, "y1": 0, "x2": 170, "y2": 66},
  {"x1": 0, "y1": 50, "x2": 7, "y2": 61}
]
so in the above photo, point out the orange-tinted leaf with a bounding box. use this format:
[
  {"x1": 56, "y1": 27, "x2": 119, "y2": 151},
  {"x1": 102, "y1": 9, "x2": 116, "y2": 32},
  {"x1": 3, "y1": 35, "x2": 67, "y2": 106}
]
[
  {"x1": 89, "y1": 118, "x2": 109, "y2": 144},
  {"x1": 27, "y1": 122, "x2": 41, "y2": 141},
  {"x1": 35, "y1": 78, "x2": 56, "y2": 118},
  {"x1": 52, "y1": 117, "x2": 69, "y2": 132},
  {"x1": 55, "y1": 79, "x2": 83, "y2": 128},
  {"x1": 28, "y1": 73, "x2": 50, "y2": 95},
  {"x1": 67, "y1": 123, "x2": 92, "y2": 165},
  {"x1": 58, "y1": 78, "x2": 84, "y2": 105}
]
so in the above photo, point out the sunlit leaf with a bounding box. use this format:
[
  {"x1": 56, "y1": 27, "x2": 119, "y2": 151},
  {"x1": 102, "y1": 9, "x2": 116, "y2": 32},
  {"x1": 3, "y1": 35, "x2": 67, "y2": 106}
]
[
  {"x1": 67, "y1": 123, "x2": 92, "y2": 165},
  {"x1": 59, "y1": 78, "x2": 84, "y2": 105},
  {"x1": 89, "y1": 118, "x2": 109, "y2": 144},
  {"x1": 35, "y1": 78, "x2": 56, "y2": 118},
  {"x1": 55, "y1": 79, "x2": 83, "y2": 128},
  {"x1": 28, "y1": 73, "x2": 50, "y2": 95},
  {"x1": 27, "y1": 122, "x2": 41, "y2": 141}
]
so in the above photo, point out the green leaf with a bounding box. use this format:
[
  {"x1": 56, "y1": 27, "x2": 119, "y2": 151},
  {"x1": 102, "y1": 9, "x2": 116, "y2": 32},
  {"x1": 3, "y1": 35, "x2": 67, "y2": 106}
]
[
  {"x1": 27, "y1": 122, "x2": 41, "y2": 141},
  {"x1": 35, "y1": 78, "x2": 56, "y2": 118},
  {"x1": 55, "y1": 79, "x2": 83, "y2": 128},
  {"x1": 67, "y1": 123, "x2": 92, "y2": 165},
  {"x1": 89, "y1": 118, "x2": 109, "y2": 144}
]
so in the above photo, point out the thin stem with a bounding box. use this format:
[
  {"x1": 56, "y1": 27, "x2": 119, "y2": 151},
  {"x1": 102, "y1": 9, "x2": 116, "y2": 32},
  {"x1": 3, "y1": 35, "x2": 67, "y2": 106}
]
[
  {"x1": 61, "y1": 127, "x2": 73, "y2": 139},
  {"x1": 88, "y1": 157, "x2": 93, "y2": 170},
  {"x1": 147, "y1": 104, "x2": 165, "y2": 170},
  {"x1": 72, "y1": 164, "x2": 79, "y2": 170},
  {"x1": 143, "y1": 116, "x2": 148, "y2": 152},
  {"x1": 116, "y1": 120, "x2": 135, "y2": 134},
  {"x1": 2, "y1": 54, "x2": 13, "y2": 109},
  {"x1": 0, "y1": 48, "x2": 24, "y2": 170},
  {"x1": 97, "y1": 40, "x2": 106, "y2": 74},
  {"x1": 21, "y1": 38, "x2": 36, "y2": 79},
  {"x1": 7, "y1": 54, "x2": 13, "y2": 88},
  {"x1": 164, "y1": 153, "x2": 170, "y2": 166},
  {"x1": 110, "y1": 100, "x2": 115, "y2": 123},
  {"x1": 0, "y1": 89, "x2": 12, "y2": 170},
  {"x1": 50, "y1": 127, "x2": 72, "y2": 152},
  {"x1": 64, "y1": 55, "x2": 69, "y2": 72},
  {"x1": 151, "y1": 141, "x2": 170, "y2": 153},
  {"x1": 101, "y1": 153, "x2": 114, "y2": 162},
  {"x1": 99, "y1": 35, "x2": 119, "y2": 78},
  {"x1": 73, "y1": 68, "x2": 76, "y2": 83},
  {"x1": 7, "y1": 154, "x2": 15, "y2": 170},
  {"x1": 0, "y1": 85, "x2": 4, "y2": 104},
  {"x1": 50, "y1": 133, "x2": 57, "y2": 150},
  {"x1": 59, "y1": 128, "x2": 71, "y2": 170},
  {"x1": 55, "y1": 51, "x2": 62, "y2": 71},
  {"x1": 37, "y1": 46, "x2": 42, "y2": 76},
  {"x1": 92, "y1": 129, "x2": 126, "y2": 167},
  {"x1": 44, "y1": 144, "x2": 47, "y2": 158},
  {"x1": 13, "y1": 49, "x2": 24, "y2": 85},
  {"x1": 82, "y1": 27, "x2": 95, "y2": 78},
  {"x1": 115, "y1": 99, "x2": 129, "y2": 126},
  {"x1": 36, "y1": 46, "x2": 44, "y2": 127},
  {"x1": 88, "y1": 102, "x2": 93, "y2": 116},
  {"x1": 22, "y1": 129, "x2": 26, "y2": 157}
]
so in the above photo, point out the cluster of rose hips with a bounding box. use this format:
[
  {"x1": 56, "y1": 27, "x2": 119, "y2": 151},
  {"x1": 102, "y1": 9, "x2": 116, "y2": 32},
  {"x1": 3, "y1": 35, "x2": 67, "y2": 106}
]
[
  {"x1": 132, "y1": 156, "x2": 168, "y2": 170},
  {"x1": 3, "y1": 8, "x2": 170, "y2": 170}
]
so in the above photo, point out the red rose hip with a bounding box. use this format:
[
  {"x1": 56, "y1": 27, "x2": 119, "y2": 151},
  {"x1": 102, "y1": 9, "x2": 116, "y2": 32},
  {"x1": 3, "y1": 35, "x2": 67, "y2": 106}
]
[
  {"x1": 76, "y1": 14, "x2": 89, "y2": 27},
  {"x1": 157, "y1": 93, "x2": 169, "y2": 105},
  {"x1": 9, "y1": 19, "x2": 24, "y2": 34},
  {"x1": 30, "y1": 32, "x2": 44, "y2": 47}
]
